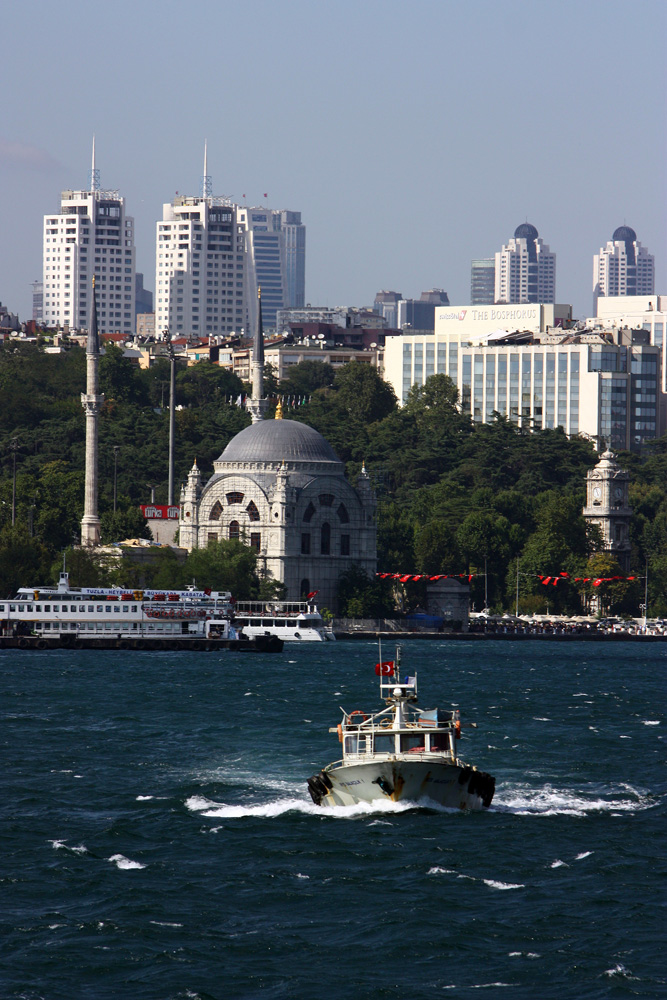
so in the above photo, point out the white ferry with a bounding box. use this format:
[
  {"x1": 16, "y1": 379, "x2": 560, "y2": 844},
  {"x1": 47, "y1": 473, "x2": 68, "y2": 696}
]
[
  {"x1": 0, "y1": 572, "x2": 238, "y2": 645},
  {"x1": 307, "y1": 647, "x2": 495, "y2": 810},
  {"x1": 232, "y1": 600, "x2": 334, "y2": 642}
]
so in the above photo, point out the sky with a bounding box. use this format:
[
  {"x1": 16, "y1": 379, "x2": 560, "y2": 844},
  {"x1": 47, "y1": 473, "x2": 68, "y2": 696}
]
[{"x1": 1, "y1": 0, "x2": 665, "y2": 322}]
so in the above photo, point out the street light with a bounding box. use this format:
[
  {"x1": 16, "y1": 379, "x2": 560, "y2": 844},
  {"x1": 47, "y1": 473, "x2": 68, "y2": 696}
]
[
  {"x1": 113, "y1": 445, "x2": 120, "y2": 513},
  {"x1": 10, "y1": 437, "x2": 18, "y2": 526}
]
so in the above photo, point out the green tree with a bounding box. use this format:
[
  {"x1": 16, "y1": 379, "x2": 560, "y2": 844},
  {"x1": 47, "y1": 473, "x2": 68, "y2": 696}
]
[
  {"x1": 279, "y1": 360, "x2": 335, "y2": 396},
  {"x1": 0, "y1": 524, "x2": 52, "y2": 597},
  {"x1": 183, "y1": 538, "x2": 260, "y2": 598}
]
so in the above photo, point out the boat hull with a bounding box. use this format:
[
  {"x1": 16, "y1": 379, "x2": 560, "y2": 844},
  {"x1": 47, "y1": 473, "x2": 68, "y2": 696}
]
[{"x1": 308, "y1": 759, "x2": 495, "y2": 811}]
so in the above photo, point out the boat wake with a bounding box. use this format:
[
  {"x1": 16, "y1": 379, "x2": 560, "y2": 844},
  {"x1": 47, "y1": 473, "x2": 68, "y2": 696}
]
[
  {"x1": 185, "y1": 793, "x2": 458, "y2": 820},
  {"x1": 492, "y1": 781, "x2": 654, "y2": 816}
]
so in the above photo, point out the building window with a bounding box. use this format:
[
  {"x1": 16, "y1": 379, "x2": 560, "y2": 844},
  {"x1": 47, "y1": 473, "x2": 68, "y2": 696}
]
[
  {"x1": 207, "y1": 532, "x2": 217, "y2": 544},
  {"x1": 300, "y1": 579, "x2": 311, "y2": 598},
  {"x1": 318, "y1": 493, "x2": 334, "y2": 507},
  {"x1": 303, "y1": 502, "x2": 315, "y2": 523},
  {"x1": 229, "y1": 520, "x2": 240, "y2": 540},
  {"x1": 301, "y1": 533, "x2": 311, "y2": 555},
  {"x1": 250, "y1": 533, "x2": 261, "y2": 552},
  {"x1": 321, "y1": 522, "x2": 331, "y2": 555},
  {"x1": 226, "y1": 492, "x2": 244, "y2": 505},
  {"x1": 210, "y1": 500, "x2": 223, "y2": 520},
  {"x1": 340, "y1": 534, "x2": 350, "y2": 556},
  {"x1": 337, "y1": 503, "x2": 349, "y2": 524},
  {"x1": 246, "y1": 500, "x2": 260, "y2": 522}
]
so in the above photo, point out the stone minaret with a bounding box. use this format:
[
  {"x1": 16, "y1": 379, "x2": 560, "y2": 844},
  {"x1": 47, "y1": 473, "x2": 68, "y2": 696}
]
[
  {"x1": 246, "y1": 288, "x2": 270, "y2": 424},
  {"x1": 80, "y1": 278, "x2": 103, "y2": 546}
]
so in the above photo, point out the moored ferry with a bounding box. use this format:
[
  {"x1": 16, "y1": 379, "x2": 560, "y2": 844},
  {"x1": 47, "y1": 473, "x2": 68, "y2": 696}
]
[
  {"x1": 0, "y1": 572, "x2": 238, "y2": 644},
  {"x1": 232, "y1": 600, "x2": 334, "y2": 642}
]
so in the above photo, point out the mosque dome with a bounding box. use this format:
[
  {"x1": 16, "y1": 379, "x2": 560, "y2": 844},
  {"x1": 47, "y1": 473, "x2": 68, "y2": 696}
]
[
  {"x1": 514, "y1": 222, "x2": 538, "y2": 240},
  {"x1": 216, "y1": 418, "x2": 342, "y2": 467},
  {"x1": 612, "y1": 225, "x2": 636, "y2": 243}
]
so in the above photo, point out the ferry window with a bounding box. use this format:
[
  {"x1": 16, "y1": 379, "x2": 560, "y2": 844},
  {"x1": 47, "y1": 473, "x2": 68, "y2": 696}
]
[
  {"x1": 430, "y1": 734, "x2": 449, "y2": 751},
  {"x1": 53, "y1": 605, "x2": 59, "y2": 611},
  {"x1": 344, "y1": 735, "x2": 359, "y2": 754},
  {"x1": 262, "y1": 619, "x2": 274, "y2": 628},
  {"x1": 286, "y1": 620, "x2": 297, "y2": 627},
  {"x1": 400, "y1": 735, "x2": 425, "y2": 752},
  {"x1": 320, "y1": 522, "x2": 331, "y2": 555},
  {"x1": 132, "y1": 605, "x2": 137, "y2": 612},
  {"x1": 9, "y1": 604, "x2": 16, "y2": 612},
  {"x1": 373, "y1": 734, "x2": 394, "y2": 754},
  {"x1": 44, "y1": 605, "x2": 50, "y2": 612},
  {"x1": 0, "y1": 604, "x2": 4, "y2": 612},
  {"x1": 97, "y1": 605, "x2": 104, "y2": 612},
  {"x1": 229, "y1": 520, "x2": 240, "y2": 540},
  {"x1": 122, "y1": 606, "x2": 129, "y2": 612},
  {"x1": 249, "y1": 618, "x2": 262, "y2": 627},
  {"x1": 106, "y1": 607, "x2": 111, "y2": 613},
  {"x1": 114, "y1": 607, "x2": 120, "y2": 613},
  {"x1": 88, "y1": 606, "x2": 94, "y2": 612},
  {"x1": 87, "y1": 624, "x2": 94, "y2": 630},
  {"x1": 36, "y1": 604, "x2": 41, "y2": 611},
  {"x1": 44, "y1": 623, "x2": 51, "y2": 630}
]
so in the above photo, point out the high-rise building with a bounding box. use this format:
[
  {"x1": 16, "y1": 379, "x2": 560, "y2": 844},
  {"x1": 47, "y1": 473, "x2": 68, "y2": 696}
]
[
  {"x1": 238, "y1": 207, "x2": 306, "y2": 332},
  {"x1": 155, "y1": 148, "x2": 245, "y2": 338},
  {"x1": 470, "y1": 258, "x2": 495, "y2": 305},
  {"x1": 593, "y1": 226, "x2": 654, "y2": 311},
  {"x1": 494, "y1": 223, "x2": 556, "y2": 304},
  {"x1": 374, "y1": 291, "x2": 403, "y2": 328},
  {"x1": 397, "y1": 290, "x2": 450, "y2": 331},
  {"x1": 43, "y1": 139, "x2": 136, "y2": 334}
]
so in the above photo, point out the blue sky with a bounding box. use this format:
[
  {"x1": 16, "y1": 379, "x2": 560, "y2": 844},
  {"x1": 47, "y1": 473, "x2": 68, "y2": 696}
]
[{"x1": 1, "y1": 0, "x2": 665, "y2": 321}]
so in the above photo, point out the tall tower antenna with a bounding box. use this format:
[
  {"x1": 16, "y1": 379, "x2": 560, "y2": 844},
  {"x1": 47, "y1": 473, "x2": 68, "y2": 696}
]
[
  {"x1": 89, "y1": 135, "x2": 100, "y2": 192},
  {"x1": 201, "y1": 139, "x2": 212, "y2": 198}
]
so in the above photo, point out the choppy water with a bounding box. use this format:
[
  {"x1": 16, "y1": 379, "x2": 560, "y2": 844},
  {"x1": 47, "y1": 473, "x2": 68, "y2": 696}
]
[{"x1": 1, "y1": 640, "x2": 665, "y2": 999}]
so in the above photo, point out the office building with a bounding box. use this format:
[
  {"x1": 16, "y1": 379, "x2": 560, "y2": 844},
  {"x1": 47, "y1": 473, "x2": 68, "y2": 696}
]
[
  {"x1": 383, "y1": 303, "x2": 663, "y2": 452},
  {"x1": 155, "y1": 150, "x2": 245, "y2": 338},
  {"x1": 31, "y1": 281, "x2": 43, "y2": 324},
  {"x1": 43, "y1": 140, "x2": 136, "y2": 334},
  {"x1": 494, "y1": 223, "x2": 556, "y2": 304},
  {"x1": 238, "y1": 207, "x2": 306, "y2": 332},
  {"x1": 470, "y1": 258, "x2": 495, "y2": 305},
  {"x1": 374, "y1": 291, "x2": 402, "y2": 328},
  {"x1": 397, "y1": 290, "x2": 450, "y2": 331},
  {"x1": 593, "y1": 226, "x2": 654, "y2": 310}
]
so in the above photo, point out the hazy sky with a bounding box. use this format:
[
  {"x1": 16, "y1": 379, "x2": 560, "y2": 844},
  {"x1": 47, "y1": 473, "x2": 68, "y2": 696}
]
[{"x1": 1, "y1": 0, "x2": 665, "y2": 322}]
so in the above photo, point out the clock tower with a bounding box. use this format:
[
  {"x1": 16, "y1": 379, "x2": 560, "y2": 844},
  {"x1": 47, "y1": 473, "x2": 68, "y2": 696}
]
[{"x1": 583, "y1": 449, "x2": 632, "y2": 572}]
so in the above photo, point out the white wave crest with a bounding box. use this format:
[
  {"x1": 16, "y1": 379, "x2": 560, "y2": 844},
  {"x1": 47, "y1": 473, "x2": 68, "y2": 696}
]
[
  {"x1": 428, "y1": 867, "x2": 524, "y2": 890},
  {"x1": 136, "y1": 795, "x2": 154, "y2": 800},
  {"x1": 186, "y1": 793, "x2": 437, "y2": 820},
  {"x1": 108, "y1": 854, "x2": 146, "y2": 870},
  {"x1": 575, "y1": 851, "x2": 593, "y2": 860},
  {"x1": 492, "y1": 783, "x2": 650, "y2": 816},
  {"x1": 643, "y1": 720, "x2": 660, "y2": 726},
  {"x1": 482, "y1": 879, "x2": 524, "y2": 890}
]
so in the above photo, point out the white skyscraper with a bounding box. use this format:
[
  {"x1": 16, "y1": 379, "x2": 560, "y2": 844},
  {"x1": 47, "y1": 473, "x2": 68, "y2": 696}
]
[
  {"x1": 593, "y1": 226, "x2": 654, "y2": 312},
  {"x1": 494, "y1": 223, "x2": 556, "y2": 304},
  {"x1": 155, "y1": 147, "x2": 245, "y2": 338},
  {"x1": 43, "y1": 138, "x2": 136, "y2": 334}
]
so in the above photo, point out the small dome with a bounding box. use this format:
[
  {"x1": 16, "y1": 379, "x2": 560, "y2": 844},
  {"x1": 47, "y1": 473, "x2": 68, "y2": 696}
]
[
  {"x1": 217, "y1": 418, "x2": 342, "y2": 466},
  {"x1": 514, "y1": 222, "x2": 538, "y2": 240},
  {"x1": 612, "y1": 225, "x2": 636, "y2": 243}
]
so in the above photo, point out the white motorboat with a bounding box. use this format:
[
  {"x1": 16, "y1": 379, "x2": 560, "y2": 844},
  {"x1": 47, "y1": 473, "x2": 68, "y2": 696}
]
[
  {"x1": 232, "y1": 600, "x2": 334, "y2": 642},
  {"x1": 307, "y1": 648, "x2": 495, "y2": 810}
]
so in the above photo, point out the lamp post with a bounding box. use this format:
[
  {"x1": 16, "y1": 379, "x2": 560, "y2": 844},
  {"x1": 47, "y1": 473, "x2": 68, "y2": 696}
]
[
  {"x1": 10, "y1": 437, "x2": 18, "y2": 526},
  {"x1": 113, "y1": 445, "x2": 120, "y2": 513}
]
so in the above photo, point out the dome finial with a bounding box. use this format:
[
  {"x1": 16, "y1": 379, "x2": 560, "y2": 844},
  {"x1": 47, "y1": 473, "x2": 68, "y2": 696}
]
[{"x1": 275, "y1": 398, "x2": 284, "y2": 420}]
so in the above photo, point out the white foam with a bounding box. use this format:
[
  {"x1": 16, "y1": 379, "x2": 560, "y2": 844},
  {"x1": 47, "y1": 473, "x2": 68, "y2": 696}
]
[
  {"x1": 49, "y1": 839, "x2": 67, "y2": 850},
  {"x1": 550, "y1": 859, "x2": 567, "y2": 868},
  {"x1": 533, "y1": 717, "x2": 551, "y2": 722},
  {"x1": 482, "y1": 879, "x2": 524, "y2": 890},
  {"x1": 427, "y1": 866, "x2": 457, "y2": 875},
  {"x1": 108, "y1": 854, "x2": 146, "y2": 870},
  {"x1": 186, "y1": 793, "x2": 435, "y2": 821},
  {"x1": 492, "y1": 783, "x2": 650, "y2": 817},
  {"x1": 295, "y1": 873, "x2": 309, "y2": 879},
  {"x1": 150, "y1": 920, "x2": 183, "y2": 928},
  {"x1": 604, "y1": 963, "x2": 638, "y2": 980},
  {"x1": 575, "y1": 851, "x2": 593, "y2": 860},
  {"x1": 643, "y1": 720, "x2": 660, "y2": 726},
  {"x1": 136, "y1": 795, "x2": 154, "y2": 801}
]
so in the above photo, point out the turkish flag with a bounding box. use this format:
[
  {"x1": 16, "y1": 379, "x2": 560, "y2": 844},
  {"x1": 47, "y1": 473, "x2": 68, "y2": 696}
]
[{"x1": 375, "y1": 661, "x2": 395, "y2": 676}]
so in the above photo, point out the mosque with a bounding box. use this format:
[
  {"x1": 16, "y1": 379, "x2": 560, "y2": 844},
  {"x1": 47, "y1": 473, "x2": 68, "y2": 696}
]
[{"x1": 177, "y1": 294, "x2": 377, "y2": 609}]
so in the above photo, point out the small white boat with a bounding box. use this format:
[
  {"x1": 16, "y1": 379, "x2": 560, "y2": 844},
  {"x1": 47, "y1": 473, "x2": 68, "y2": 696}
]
[
  {"x1": 232, "y1": 600, "x2": 334, "y2": 642},
  {"x1": 307, "y1": 648, "x2": 495, "y2": 810}
]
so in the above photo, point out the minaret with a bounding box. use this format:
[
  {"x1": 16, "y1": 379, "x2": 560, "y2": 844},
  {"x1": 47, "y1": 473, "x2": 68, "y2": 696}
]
[
  {"x1": 80, "y1": 278, "x2": 104, "y2": 546},
  {"x1": 246, "y1": 288, "x2": 270, "y2": 423}
]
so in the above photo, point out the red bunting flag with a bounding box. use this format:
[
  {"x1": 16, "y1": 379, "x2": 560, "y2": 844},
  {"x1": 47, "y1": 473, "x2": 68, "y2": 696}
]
[{"x1": 375, "y1": 661, "x2": 395, "y2": 676}]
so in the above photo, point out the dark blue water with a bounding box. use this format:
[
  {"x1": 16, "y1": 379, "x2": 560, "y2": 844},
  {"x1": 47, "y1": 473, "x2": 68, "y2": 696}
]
[{"x1": 1, "y1": 640, "x2": 665, "y2": 999}]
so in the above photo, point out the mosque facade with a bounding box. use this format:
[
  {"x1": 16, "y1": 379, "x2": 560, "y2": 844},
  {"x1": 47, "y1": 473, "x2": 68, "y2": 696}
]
[{"x1": 179, "y1": 293, "x2": 377, "y2": 610}]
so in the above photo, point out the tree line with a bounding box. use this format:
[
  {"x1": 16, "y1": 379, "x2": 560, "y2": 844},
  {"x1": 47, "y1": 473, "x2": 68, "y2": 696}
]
[{"x1": 1, "y1": 342, "x2": 666, "y2": 616}]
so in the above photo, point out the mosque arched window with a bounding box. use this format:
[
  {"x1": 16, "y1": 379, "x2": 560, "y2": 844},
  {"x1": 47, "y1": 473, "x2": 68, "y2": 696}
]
[
  {"x1": 229, "y1": 520, "x2": 240, "y2": 540},
  {"x1": 337, "y1": 503, "x2": 349, "y2": 524},
  {"x1": 319, "y1": 494, "x2": 334, "y2": 507},
  {"x1": 300, "y1": 578, "x2": 311, "y2": 598},
  {"x1": 210, "y1": 500, "x2": 223, "y2": 521},
  {"x1": 246, "y1": 500, "x2": 260, "y2": 522},
  {"x1": 226, "y1": 492, "x2": 244, "y2": 505},
  {"x1": 303, "y1": 502, "x2": 316, "y2": 523},
  {"x1": 320, "y1": 522, "x2": 331, "y2": 555}
]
